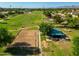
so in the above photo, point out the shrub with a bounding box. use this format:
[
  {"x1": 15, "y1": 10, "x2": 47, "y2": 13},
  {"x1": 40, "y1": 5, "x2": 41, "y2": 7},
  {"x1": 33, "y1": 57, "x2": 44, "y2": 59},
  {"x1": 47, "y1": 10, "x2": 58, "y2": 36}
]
[
  {"x1": 43, "y1": 10, "x2": 52, "y2": 18},
  {"x1": 0, "y1": 14, "x2": 6, "y2": 19},
  {"x1": 53, "y1": 14, "x2": 64, "y2": 24},
  {"x1": 0, "y1": 27, "x2": 13, "y2": 47},
  {"x1": 72, "y1": 37, "x2": 79, "y2": 56},
  {"x1": 66, "y1": 17, "x2": 79, "y2": 28},
  {"x1": 39, "y1": 22, "x2": 53, "y2": 35}
]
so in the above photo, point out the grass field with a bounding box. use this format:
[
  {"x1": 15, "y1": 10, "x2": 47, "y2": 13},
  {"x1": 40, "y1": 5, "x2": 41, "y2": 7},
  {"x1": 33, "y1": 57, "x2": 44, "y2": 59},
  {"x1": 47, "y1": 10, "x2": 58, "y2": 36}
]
[
  {"x1": 42, "y1": 27, "x2": 79, "y2": 56},
  {"x1": 0, "y1": 11, "x2": 44, "y2": 36},
  {"x1": 0, "y1": 11, "x2": 44, "y2": 55},
  {"x1": 0, "y1": 11, "x2": 43, "y2": 29},
  {"x1": 0, "y1": 10, "x2": 79, "y2": 56}
]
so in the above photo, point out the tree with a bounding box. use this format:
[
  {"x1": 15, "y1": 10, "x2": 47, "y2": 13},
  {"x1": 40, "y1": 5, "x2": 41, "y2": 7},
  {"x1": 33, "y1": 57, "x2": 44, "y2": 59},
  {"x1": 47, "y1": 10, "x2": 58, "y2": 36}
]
[
  {"x1": 66, "y1": 14, "x2": 72, "y2": 18},
  {"x1": 66, "y1": 17, "x2": 79, "y2": 28},
  {"x1": 8, "y1": 11, "x2": 16, "y2": 15},
  {"x1": 0, "y1": 13, "x2": 6, "y2": 19},
  {"x1": 72, "y1": 37, "x2": 79, "y2": 56},
  {"x1": 39, "y1": 22, "x2": 53, "y2": 35},
  {"x1": 53, "y1": 14, "x2": 64, "y2": 23},
  {"x1": 43, "y1": 10, "x2": 52, "y2": 18},
  {"x1": 0, "y1": 28, "x2": 13, "y2": 47},
  {"x1": 15, "y1": 10, "x2": 24, "y2": 14},
  {"x1": 67, "y1": 18, "x2": 75, "y2": 27}
]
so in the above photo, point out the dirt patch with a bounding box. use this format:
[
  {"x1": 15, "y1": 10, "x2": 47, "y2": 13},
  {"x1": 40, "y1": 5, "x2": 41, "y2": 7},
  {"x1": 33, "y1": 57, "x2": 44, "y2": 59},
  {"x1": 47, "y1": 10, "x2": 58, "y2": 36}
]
[
  {"x1": 10, "y1": 28, "x2": 39, "y2": 48},
  {"x1": 56, "y1": 40, "x2": 71, "y2": 49},
  {"x1": 6, "y1": 28, "x2": 40, "y2": 55},
  {"x1": 42, "y1": 40, "x2": 48, "y2": 48},
  {"x1": 55, "y1": 40, "x2": 72, "y2": 55}
]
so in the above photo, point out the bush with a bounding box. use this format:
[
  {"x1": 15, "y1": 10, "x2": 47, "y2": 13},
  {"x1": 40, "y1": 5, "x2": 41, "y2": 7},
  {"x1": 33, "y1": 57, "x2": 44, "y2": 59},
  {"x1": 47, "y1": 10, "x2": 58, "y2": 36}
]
[
  {"x1": 43, "y1": 10, "x2": 52, "y2": 18},
  {"x1": 66, "y1": 17, "x2": 79, "y2": 28},
  {"x1": 72, "y1": 37, "x2": 79, "y2": 56},
  {"x1": 53, "y1": 14, "x2": 64, "y2": 23},
  {"x1": 0, "y1": 28, "x2": 13, "y2": 47},
  {"x1": 39, "y1": 22, "x2": 53, "y2": 35},
  {"x1": 0, "y1": 14, "x2": 6, "y2": 19}
]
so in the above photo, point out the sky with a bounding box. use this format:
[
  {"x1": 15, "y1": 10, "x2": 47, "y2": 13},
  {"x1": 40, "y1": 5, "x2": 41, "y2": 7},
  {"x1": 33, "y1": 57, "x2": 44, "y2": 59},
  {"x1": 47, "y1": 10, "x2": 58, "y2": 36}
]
[{"x1": 0, "y1": 2, "x2": 79, "y2": 8}]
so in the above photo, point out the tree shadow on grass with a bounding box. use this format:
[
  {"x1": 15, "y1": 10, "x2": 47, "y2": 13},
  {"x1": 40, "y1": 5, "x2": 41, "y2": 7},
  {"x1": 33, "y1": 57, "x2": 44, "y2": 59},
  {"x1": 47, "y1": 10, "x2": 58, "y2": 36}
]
[
  {"x1": 5, "y1": 42, "x2": 40, "y2": 56},
  {"x1": 0, "y1": 22, "x2": 7, "y2": 24}
]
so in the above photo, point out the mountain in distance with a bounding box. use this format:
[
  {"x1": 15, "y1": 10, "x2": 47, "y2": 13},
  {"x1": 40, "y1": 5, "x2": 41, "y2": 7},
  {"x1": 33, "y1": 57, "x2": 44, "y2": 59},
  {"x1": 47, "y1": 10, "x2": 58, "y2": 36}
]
[{"x1": 57, "y1": 5, "x2": 79, "y2": 8}]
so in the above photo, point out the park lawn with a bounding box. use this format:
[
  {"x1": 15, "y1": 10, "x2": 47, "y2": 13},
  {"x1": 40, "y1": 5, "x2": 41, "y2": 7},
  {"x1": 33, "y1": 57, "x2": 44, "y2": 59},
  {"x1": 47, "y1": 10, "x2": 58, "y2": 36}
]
[
  {"x1": 0, "y1": 47, "x2": 11, "y2": 56},
  {"x1": 1, "y1": 10, "x2": 79, "y2": 56},
  {"x1": 0, "y1": 11, "x2": 44, "y2": 55},
  {"x1": 5, "y1": 11, "x2": 43, "y2": 30},
  {"x1": 60, "y1": 28, "x2": 79, "y2": 38},
  {"x1": 0, "y1": 11, "x2": 44, "y2": 35},
  {"x1": 42, "y1": 40, "x2": 73, "y2": 56},
  {"x1": 42, "y1": 27, "x2": 79, "y2": 56},
  {"x1": 42, "y1": 41, "x2": 65, "y2": 56},
  {"x1": 59, "y1": 28, "x2": 79, "y2": 56}
]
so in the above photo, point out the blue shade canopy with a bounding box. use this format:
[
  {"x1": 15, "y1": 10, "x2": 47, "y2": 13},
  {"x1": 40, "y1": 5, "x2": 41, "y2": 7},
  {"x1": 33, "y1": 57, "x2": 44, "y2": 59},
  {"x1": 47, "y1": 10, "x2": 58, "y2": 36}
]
[{"x1": 48, "y1": 28, "x2": 66, "y2": 38}]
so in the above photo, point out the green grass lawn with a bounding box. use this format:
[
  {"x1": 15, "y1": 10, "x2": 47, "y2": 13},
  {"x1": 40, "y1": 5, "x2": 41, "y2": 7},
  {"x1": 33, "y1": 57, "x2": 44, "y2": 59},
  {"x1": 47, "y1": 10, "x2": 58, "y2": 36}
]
[
  {"x1": 0, "y1": 10, "x2": 79, "y2": 56},
  {"x1": 0, "y1": 11, "x2": 44, "y2": 55},
  {"x1": 0, "y1": 11, "x2": 43, "y2": 30},
  {"x1": 42, "y1": 41, "x2": 73, "y2": 56},
  {"x1": 42, "y1": 27, "x2": 79, "y2": 56},
  {"x1": 0, "y1": 47, "x2": 11, "y2": 56},
  {"x1": 42, "y1": 41, "x2": 65, "y2": 56},
  {"x1": 0, "y1": 11, "x2": 44, "y2": 36}
]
